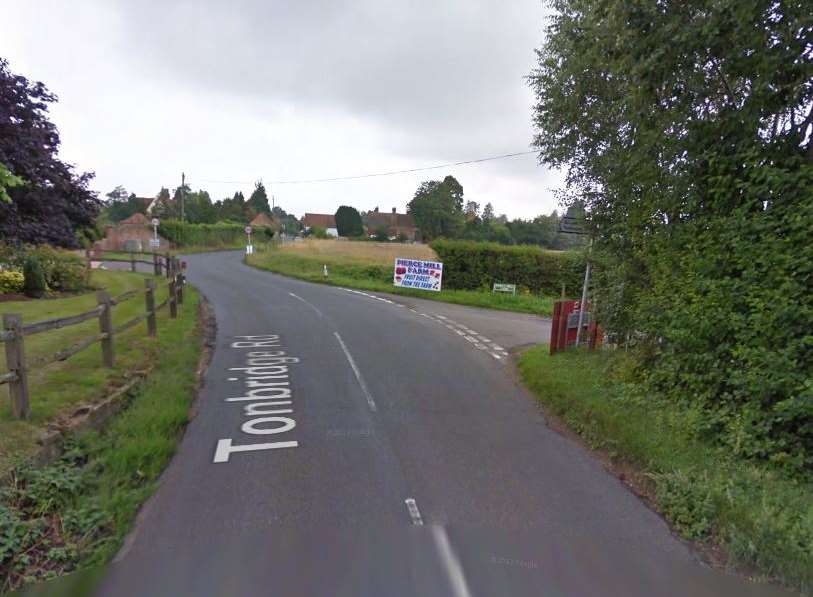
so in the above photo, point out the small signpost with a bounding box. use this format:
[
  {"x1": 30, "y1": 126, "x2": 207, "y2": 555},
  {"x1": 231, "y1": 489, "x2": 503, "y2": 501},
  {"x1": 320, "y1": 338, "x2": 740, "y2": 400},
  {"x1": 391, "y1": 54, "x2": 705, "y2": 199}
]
[
  {"x1": 150, "y1": 218, "x2": 160, "y2": 249},
  {"x1": 245, "y1": 226, "x2": 253, "y2": 255},
  {"x1": 492, "y1": 283, "x2": 516, "y2": 295},
  {"x1": 393, "y1": 258, "x2": 443, "y2": 292}
]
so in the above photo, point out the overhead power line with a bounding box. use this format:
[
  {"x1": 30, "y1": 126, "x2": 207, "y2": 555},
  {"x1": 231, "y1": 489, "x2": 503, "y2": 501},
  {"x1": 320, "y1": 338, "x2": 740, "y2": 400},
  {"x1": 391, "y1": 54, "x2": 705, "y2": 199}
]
[{"x1": 196, "y1": 149, "x2": 538, "y2": 186}]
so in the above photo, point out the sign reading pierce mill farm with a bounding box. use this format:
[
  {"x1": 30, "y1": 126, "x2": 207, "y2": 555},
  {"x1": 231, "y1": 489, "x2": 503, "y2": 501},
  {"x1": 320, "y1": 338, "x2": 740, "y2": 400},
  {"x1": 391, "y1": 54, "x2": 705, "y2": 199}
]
[{"x1": 393, "y1": 258, "x2": 443, "y2": 292}]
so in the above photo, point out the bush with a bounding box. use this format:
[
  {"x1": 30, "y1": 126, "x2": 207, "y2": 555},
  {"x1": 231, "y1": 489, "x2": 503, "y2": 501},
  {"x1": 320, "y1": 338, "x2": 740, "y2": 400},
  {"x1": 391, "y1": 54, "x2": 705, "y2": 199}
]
[
  {"x1": 26, "y1": 245, "x2": 88, "y2": 292},
  {"x1": 307, "y1": 226, "x2": 330, "y2": 240},
  {"x1": 158, "y1": 220, "x2": 245, "y2": 248},
  {"x1": 23, "y1": 256, "x2": 47, "y2": 297},
  {"x1": 0, "y1": 270, "x2": 24, "y2": 293},
  {"x1": 431, "y1": 239, "x2": 584, "y2": 295}
]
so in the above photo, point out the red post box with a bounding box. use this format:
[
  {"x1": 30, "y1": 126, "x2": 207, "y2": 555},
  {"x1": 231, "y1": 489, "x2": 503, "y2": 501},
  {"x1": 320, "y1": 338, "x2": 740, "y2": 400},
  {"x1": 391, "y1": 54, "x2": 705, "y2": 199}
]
[{"x1": 550, "y1": 300, "x2": 596, "y2": 353}]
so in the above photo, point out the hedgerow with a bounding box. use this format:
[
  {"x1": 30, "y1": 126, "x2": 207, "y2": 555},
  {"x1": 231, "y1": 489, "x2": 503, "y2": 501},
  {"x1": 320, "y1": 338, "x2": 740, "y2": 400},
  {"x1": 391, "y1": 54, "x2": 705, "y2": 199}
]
[
  {"x1": 431, "y1": 239, "x2": 584, "y2": 295},
  {"x1": 158, "y1": 221, "x2": 245, "y2": 248}
]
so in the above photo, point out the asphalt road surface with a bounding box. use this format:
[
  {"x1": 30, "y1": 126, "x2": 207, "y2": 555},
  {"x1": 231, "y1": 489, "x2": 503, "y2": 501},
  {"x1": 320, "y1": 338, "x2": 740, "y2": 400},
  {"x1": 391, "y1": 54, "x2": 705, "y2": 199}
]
[{"x1": 96, "y1": 251, "x2": 789, "y2": 597}]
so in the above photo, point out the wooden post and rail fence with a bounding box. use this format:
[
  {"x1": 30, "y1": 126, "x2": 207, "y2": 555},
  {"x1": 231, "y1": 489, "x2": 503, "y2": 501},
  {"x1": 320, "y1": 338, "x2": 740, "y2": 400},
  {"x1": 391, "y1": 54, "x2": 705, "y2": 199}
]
[{"x1": 0, "y1": 252, "x2": 187, "y2": 420}]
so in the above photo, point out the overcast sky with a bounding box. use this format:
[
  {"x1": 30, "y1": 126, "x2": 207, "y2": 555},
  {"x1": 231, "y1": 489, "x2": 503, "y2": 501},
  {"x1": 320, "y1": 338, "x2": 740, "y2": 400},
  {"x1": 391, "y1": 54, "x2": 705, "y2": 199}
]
[{"x1": 3, "y1": 1, "x2": 562, "y2": 219}]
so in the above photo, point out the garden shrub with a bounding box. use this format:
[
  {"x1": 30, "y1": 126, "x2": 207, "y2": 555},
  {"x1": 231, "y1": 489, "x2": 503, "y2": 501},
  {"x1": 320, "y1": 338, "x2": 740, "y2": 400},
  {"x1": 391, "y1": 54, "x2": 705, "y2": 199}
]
[
  {"x1": 0, "y1": 270, "x2": 24, "y2": 294},
  {"x1": 23, "y1": 256, "x2": 47, "y2": 297}
]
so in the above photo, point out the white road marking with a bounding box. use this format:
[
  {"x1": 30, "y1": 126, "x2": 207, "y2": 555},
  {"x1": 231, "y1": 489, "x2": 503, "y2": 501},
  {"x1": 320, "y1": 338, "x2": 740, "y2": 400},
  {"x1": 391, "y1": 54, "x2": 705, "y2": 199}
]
[
  {"x1": 334, "y1": 332, "x2": 377, "y2": 412},
  {"x1": 436, "y1": 314, "x2": 447, "y2": 320},
  {"x1": 491, "y1": 353, "x2": 503, "y2": 360},
  {"x1": 288, "y1": 292, "x2": 323, "y2": 317},
  {"x1": 432, "y1": 526, "x2": 474, "y2": 597},
  {"x1": 491, "y1": 344, "x2": 505, "y2": 352},
  {"x1": 463, "y1": 335, "x2": 477, "y2": 343},
  {"x1": 228, "y1": 377, "x2": 238, "y2": 381},
  {"x1": 405, "y1": 498, "x2": 423, "y2": 526}
]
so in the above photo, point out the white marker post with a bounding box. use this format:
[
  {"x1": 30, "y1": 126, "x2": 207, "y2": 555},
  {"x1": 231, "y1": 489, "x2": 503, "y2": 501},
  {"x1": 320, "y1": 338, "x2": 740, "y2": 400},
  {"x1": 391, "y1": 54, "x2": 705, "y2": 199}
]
[
  {"x1": 245, "y1": 225, "x2": 253, "y2": 255},
  {"x1": 150, "y1": 218, "x2": 160, "y2": 249}
]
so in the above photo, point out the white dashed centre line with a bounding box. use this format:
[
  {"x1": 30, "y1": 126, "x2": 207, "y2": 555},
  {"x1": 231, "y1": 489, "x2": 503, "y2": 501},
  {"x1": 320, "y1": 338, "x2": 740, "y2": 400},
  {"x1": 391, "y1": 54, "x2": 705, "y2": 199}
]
[
  {"x1": 432, "y1": 526, "x2": 474, "y2": 597},
  {"x1": 405, "y1": 498, "x2": 423, "y2": 526},
  {"x1": 334, "y1": 332, "x2": 377, "y2": 412}
]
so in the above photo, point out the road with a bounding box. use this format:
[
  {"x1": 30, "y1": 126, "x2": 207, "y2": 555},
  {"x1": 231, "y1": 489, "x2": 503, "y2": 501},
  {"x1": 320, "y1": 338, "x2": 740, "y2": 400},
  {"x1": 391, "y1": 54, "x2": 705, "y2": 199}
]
[{"x1": 97, "y1": 251, "x2": 787, "y2": 597}]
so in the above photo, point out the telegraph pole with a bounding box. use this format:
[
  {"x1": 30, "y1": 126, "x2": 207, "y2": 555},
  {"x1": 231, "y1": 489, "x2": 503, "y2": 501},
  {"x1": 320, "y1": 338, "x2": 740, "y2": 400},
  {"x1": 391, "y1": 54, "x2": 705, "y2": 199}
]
[{"x1": 180, "y1": 172, "x2": 185, "y2": 223}]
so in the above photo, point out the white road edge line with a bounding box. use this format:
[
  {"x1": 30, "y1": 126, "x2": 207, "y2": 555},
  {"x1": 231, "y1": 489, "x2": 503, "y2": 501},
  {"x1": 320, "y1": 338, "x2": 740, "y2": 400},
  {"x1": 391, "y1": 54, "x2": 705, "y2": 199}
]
[
  {"x1": 405, "y1": 498, "x2": 423, "y2": 526},
  {"x1": 288, "y1": 292, "x2": 324, "y2": 317},
  {"x1": 432, "y1": 526, "x2": 474, "y2": 597},
  {"x1": 334, "y1": 332, "x2": 377, "y2": 412}
]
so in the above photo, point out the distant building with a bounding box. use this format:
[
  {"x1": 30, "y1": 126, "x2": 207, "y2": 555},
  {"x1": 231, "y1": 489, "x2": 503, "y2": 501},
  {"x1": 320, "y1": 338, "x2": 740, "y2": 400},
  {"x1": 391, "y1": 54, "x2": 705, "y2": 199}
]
[
  {"x1": 302, "y1": 213, "x2": 338, "y2": 237},
  {"x1": 366, "y1": 207, "x2": 419, "y2": 241},
  {"x1": 249, "y1": 212, "x2": 279, "y2": 232},
  {"x1": 97, "y1": 212, "x2": 168, "y2": 252}
]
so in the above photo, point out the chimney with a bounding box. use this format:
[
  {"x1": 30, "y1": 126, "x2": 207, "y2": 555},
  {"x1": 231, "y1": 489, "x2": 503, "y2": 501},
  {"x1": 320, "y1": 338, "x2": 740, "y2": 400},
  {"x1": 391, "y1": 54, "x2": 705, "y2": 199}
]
[
  {"x1": 392, "y1": 207, "x2": 396, "y2": 214},
  {"x1": 374, "y1": 207, "x2": 378, "y2": 213}
]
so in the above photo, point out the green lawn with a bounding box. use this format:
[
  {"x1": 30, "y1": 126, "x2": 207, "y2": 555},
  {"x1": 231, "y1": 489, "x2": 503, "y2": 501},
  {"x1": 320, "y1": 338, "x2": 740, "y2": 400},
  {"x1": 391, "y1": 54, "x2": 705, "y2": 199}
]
[
  {"x1": 0, "y1": 285, "x2": 201, "y2": 591},
  {"x1": 0, "y1": 269, "x2": 179, "y2": 476},
  {"x1": 247, "y1": 249, "x2": 557, "y2": 316},
  {"x1": 519, "y1": 347, "x2": 813, "y2": 593}
]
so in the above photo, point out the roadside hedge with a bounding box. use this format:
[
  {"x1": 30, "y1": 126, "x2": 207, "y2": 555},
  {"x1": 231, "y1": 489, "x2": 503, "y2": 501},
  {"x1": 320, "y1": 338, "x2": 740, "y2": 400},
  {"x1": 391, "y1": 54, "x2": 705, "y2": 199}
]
[
  {"x1": 158, "y1": 221, "x2": 245, "y2": 248},
  {"x1": 431, "y1": 239, "x2": 584, "y2": 295}
]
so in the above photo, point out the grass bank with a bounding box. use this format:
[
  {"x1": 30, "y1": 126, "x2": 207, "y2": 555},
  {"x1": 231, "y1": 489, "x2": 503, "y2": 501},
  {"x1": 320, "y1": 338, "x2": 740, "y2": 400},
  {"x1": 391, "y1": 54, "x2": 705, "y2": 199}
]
[
  {"x1": 1, "y1": 270, "x2": 180, "y2": 476},
  {"x1": 0, "y1": 285, "x2": 202, "y2": 592},
  {"x1": 247, "y1": 241, "x2": 557, "y2": 316},
  {"x1": 518, "y1": 347, "x2": 813, "y2": 593}
]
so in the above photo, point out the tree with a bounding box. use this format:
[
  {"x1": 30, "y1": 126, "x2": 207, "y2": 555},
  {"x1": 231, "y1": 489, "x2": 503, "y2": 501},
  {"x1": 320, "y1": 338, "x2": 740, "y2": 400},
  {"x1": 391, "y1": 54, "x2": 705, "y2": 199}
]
[
  {"x1": 184, "y1": 190, "x2": 217, "y2": 224},
  {"x1": 248, "y1": 181, "x2": 270, "y2": 214},
  {"x1": 213, "y1": 191, "x2": 249, "y2": 222},
  {"x1": 0, "y1": 59, "x2": 100, "y2": 247},
  {"x1": 481, "y1": 202, "x2": 494, "y2": 222},
  {"x1": 464, "y1": 201, "x2": 480, "y2": 219},
  {"x1": 0, "y1": 163, "x2": 24, "y2": 204},
  {"x1": 334, "y1": 205, "x2": 364, "y2": 237},
  {"x1": 406, "y1": 175, "x2": 465, "y2": 240},
  {"x1": 530, "y1": 0, "x2": 813, "y2": 467},
  {"x1": 151, "y1": 187, "x2": 177, "y2": 220}
]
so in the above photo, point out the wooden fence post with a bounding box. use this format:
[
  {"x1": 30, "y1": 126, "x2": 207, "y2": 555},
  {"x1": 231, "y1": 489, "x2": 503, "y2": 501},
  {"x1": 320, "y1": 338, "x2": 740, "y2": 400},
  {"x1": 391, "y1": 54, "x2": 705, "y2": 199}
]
[
  {"x1": 165, "y1": 252, "x2": 172, "y2": 279},
  {"x1": 177, "y1": 269, "x2": 184, "y2": 305},
  {"x1": 169, "y1": 277, "x2": 178, "y2": 319},
  {"x1": 153, "y1": 253, "x2": 160, "y2": 276},
  {"x1": 97, "y1": 290, "x2": 115, "y2": 367},
  {"x1": 3, "y1": 314, "x2": 30, "y2": 419},
  {"x1": 130, "y1": 252, "x2": 136, "y2": 272},
  {"x1": 145, "y1": 279, "x2": 157, "y2": 336}
]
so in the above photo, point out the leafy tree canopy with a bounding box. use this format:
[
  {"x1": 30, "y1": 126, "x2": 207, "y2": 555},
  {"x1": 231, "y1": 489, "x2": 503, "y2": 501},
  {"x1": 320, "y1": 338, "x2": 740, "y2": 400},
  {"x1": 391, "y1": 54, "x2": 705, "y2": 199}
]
[
  {"x1": 0, "y1": 59, "x2": 100, "y2": 246},
  {"x1": 248, "y1": 180, "x2": 270, "y2": 214},
  {"x1": 334, "y1": 205, "x2": 364, "y2": 237},
  {"x1": 530, "y1": 0, "x2": 813, "y2": 468},
  {"x1": 407, "y1": 175, "x2": 465, "y2": 240}
]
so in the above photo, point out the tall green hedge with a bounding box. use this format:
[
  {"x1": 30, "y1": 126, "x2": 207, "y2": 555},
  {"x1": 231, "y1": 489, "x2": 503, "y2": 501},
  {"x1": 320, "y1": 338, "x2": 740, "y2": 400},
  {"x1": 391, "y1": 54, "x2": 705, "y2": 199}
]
[
  {"x1": 431, "y1": 239, "x2": 584, "y2": 295},
  {"x1": 158, "y1": 221, "x2": 246, "y2": 248}
]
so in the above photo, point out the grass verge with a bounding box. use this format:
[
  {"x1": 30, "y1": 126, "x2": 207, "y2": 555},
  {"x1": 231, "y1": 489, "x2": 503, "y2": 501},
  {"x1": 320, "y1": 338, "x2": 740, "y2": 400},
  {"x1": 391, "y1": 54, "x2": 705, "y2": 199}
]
[
  {"x1": 518, "y1": 347, "x2": 813, "y2": 593},
  {"x1": 0, "y1": 286, "x2": 202, "y2": 593},
  {"x1": 0, "y1": 270, "x2": 179, "y2": 476},
  {"x1": 247, "y1": 248, "x2": 557, "y2": 316}
]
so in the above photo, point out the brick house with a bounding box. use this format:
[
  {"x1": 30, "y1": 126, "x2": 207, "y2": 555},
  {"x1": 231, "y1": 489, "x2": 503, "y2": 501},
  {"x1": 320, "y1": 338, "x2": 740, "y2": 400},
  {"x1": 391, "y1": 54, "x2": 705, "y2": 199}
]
[
  {"x1": 302, "y1": 213, "x2": 338, "y2": 237},
  {"x1": 366, "y1": 207, "x2": 419, "y2": 241},
  {"x1": 97, "y1": 213, "x2": 168, "y2": 252}
]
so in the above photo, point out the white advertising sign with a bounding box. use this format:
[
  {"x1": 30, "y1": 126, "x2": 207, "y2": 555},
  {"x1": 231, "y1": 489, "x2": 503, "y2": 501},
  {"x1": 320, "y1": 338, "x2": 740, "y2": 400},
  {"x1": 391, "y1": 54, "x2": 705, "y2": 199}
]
[{"x1": 393, "y1": 258, "x2": 443, "y2": 292}]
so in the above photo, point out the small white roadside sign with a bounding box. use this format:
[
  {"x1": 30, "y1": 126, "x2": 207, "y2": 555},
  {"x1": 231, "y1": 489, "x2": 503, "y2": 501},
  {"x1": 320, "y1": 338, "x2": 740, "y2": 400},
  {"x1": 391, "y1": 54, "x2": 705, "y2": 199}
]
[
  {"x1": 393, "y1": 258, "x2": 443, "y2": 292},
  {"x1": 149, "y1": 238, "x2": 160, "y2": 248}
]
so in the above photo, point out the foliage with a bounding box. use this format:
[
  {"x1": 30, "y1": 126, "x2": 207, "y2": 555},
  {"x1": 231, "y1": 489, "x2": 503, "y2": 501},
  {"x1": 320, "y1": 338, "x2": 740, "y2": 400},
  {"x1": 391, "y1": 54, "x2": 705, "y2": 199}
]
[
  {"x1": 158, "y1": 220, "x2": 245, "y2": 248},
  {"x1": 306, "y1": 225, "x2": 330, "y2": 239},
  {"x1": 431, "y1": 239, "x2": 584, "y2": 295},
  {"x1": 334, "y1": 205, "x2": 364, "y2": 237},
  {"x1": 22, "y1": 256, "x2": 47, "y2": 297},
  {"x1": 530, "y1": 0, "x2": 813, "y2": 470},
  {"x1": 407, "y1": 175, "x2": 465, "y2": 240},
  {"x1": 519, "y1": 348, "x2": 813, "y2": 592},
  {"x1": 0, "y1": 162, "x2": 24, "y2": 204},
  {"x1": 0, "y1": 270, "x2": 24, "y2": 294},
  {"x1": 0, "y1": 289, "x2": 200, "y2": 591},
  {"x1": 0, "y1": 59, "x2": 100, "y2": 247},
  {"x1": 247, "y1": 181, "x2": 270, "y2": 215},
  {"x1": 100, "y1": 186, "x2": 145, "y2": 223},
  {"x1": 2, "y1": 246, "x2": 89, "y2": 293},
  {"x1": 372, "y1": 226, "x2": 389, "y2": 242}
]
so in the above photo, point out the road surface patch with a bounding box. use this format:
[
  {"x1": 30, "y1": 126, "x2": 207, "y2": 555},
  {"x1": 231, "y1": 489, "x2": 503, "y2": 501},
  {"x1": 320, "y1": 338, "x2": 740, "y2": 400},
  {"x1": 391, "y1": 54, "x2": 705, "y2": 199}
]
[{"x1": 334, "y1": 332, "x2": 377, "y2": 412}]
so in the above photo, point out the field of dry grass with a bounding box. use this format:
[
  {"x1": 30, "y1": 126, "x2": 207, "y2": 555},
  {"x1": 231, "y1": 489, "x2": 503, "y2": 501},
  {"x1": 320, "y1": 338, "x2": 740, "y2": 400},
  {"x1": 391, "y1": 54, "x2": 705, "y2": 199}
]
[{"x1": 278, "y1": 239, "x2": 437, "y2": 265}]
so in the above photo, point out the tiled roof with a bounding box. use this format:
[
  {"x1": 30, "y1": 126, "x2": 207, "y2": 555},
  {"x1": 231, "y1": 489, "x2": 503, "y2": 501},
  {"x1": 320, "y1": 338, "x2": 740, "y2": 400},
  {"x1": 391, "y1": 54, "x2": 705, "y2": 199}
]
[{"x1": 303, "y1": 213, "x2": 336, "y2": 228}]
